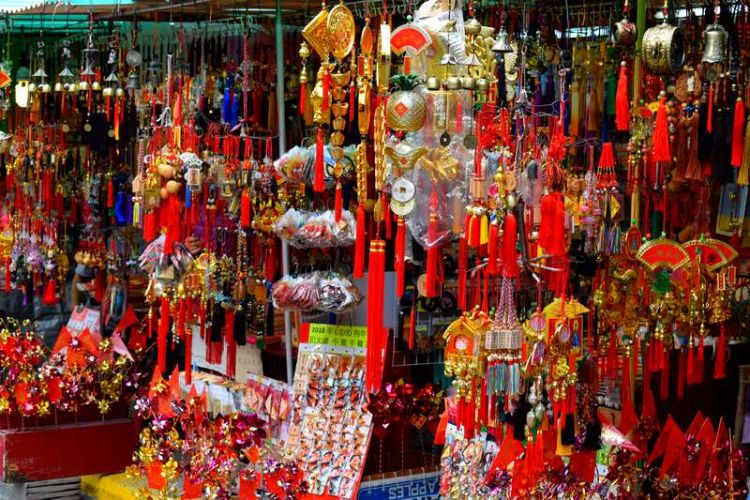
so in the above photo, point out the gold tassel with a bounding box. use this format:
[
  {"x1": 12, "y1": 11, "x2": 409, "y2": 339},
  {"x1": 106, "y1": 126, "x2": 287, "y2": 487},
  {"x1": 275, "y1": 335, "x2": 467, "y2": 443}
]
[
  {"x1": 739, "y1": 120, "x2": 750, "y2": 185},
  {"x1": 479, "y1": 214, "x2": 489, "y2": 246}
]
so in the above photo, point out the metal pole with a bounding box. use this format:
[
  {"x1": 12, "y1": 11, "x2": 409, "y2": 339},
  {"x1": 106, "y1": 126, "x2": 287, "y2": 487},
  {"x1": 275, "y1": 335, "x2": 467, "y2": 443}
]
[
  {"x1": 630, "y1": 0, "x2": 646, "y2": 229},
  {"x1": 276, "y1": 0, "x2": 293, "y2": 385}
]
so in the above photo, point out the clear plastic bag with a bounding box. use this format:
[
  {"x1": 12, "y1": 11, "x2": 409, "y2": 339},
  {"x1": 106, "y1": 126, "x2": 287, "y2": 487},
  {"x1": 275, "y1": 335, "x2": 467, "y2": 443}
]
[
  {"x1": 273, "y1": 209, "x2": 357, "y2": 248},
  {"x1": 271, "y1": 272, "x2": 362, "y2": 313}
]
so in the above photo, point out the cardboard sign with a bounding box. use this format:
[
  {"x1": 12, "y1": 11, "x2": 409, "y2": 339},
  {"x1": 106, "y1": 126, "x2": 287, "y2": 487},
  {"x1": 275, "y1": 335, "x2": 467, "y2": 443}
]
[
  {"x1": 299, "y1": 323, "x2": 367, "y2": 349},
  {"x1": 358, "y1": 472, "x2": 440, "y2": 500}
]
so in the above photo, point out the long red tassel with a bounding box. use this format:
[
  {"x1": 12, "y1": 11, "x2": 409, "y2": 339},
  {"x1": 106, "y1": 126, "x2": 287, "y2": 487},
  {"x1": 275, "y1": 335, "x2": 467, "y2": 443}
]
[
  {"x1": 659, "y1": 344, "x2": 670, "y2": 400},
  {"x1": 620, "y1": 356, "x2": 637, "y2": 435},
  {"x1": 43, "y1": 278, "x2": 57, "y2": 305},
  {"x1": 353, "y1": 203, "x2": 366, "y2": 278},
  {"x1": 384, "y1": 197, "x2": 392, "y2": 240},
  {"x1": 322, "y1": 68, "x2": 331, "y2": 112},
  {"x1": 106, "y1": 178, "x2": 114, "y2": 208},
  {"x1": 334, "y1": 182, "x2": 343, "y2": 222},
  {"x1": 653, "y1": 94, "x2": 671, "y2": 162},
  {"x1": 615, "y1": 61, "x2": 630, "y2": 131},
  {"x1": 502, "y1": 213, "x2": 519, "y2": 278},
  {"x1": 714, "y1": 324, "x2": 726, "y2": 379},
  {"x1": 314, "y1": 127, "x2": 325, "y2": 192},
  {"x1": 457, "y1": 236, "x2": 468, "y2": 311},
  {"x1": 225, "y1": 310, "x2": 236, "y2": 379},
  {"x1": 299, "y1": 81, "x2": 306, "y2": 116},
  {"x1": 731, "y1": 98, "x2": 745, "y2": 167},
  {"x1": 707, "y1": 83, "x2": 714, "y2": 133},
  {"x1": 677, "y1": 349, "x2": 686, "y2": 400},
  {"x1": 158, "y1": 299, "x2": 170, "y2": 374},
  {"x1": 365, "y1": 240, "x2": 386, "y2": 393},
  {"x1": 240, "y1": 189, "x2": 252, "y2": 228},
  {"x1": 696, "y1": 337, "x2": 705, "y2": 384},
  {"x1": 425, "y1": 211, "x2": 440, "y2": 298},
  {"x1": 4, "y1": 260, "x2": 10, "y2": 292},
  {"x1": 394, "y1": 217, "x2": 406, "y2": 298},
  {"x1": 487, "y1": 223, "x2": 498, "y2": 275},
  {"x1": 143, "y1": 210, "x2": 157, "y2": 242},
  {"x1": 185, "y1": 324, "x2": 192, "y2": 385}
]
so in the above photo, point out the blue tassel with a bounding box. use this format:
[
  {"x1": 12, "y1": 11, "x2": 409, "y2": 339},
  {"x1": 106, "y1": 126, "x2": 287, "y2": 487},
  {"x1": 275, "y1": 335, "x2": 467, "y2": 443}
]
[
  {"x1": 115, "y1": 191, "x2": 127, "y2": 226},
  {"x1": 222, "y1": 87, "x2": 231, "y2": 124},
  {"x1": 185, "y1": 186, "x2": 192, "y2": 208}
]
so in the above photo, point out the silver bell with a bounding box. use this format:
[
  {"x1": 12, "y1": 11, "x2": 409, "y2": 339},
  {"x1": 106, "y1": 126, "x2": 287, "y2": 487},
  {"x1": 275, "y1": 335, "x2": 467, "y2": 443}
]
[
  {"x1": 126, "y1": 71, "x2": 140, "y2": 90},
  {"x1": 491, "y1": 28, "x2": 513, "y2": 53},
  {"x1": 702, "y1": 23, "x2": 728, "y2": 64}
]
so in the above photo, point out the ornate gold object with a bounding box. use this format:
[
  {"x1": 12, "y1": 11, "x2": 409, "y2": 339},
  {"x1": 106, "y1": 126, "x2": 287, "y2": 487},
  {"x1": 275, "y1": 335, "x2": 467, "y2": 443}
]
[
  {"x1": 385, "y1": 144, "x2": 428, "y2": 171},
  {"x1": 327, "y1": 3, "x2": 356, "y2": 61},
  {"x1": 302, "y1": 8, "x2": 329, "y2": 60},
  {"x1": 701, "y1": 23, "x2": 728, "y2": 65},
  {"x1": 385, "y1": 89, "x2": 427, "y2": 132},
  {"x1": 373, "y1": 105, "x2": 386, "y2": 192},
  {"x1": 612, "y1": 16, "x2": 637, "y2": 47},
  {"x1": 642, "y1": 20, "x2": 684, "y2": 74},
  {"x1": 420, "y1": 146, "x2": 459, "y2": 181}
]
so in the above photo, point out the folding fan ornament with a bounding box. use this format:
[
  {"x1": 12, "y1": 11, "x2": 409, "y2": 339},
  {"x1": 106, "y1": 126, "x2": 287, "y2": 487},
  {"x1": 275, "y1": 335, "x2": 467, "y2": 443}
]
[
  {"x1": 390, "y1": 23, "x2": 432, "y2": 74},
  {"x1": 636, "y1": 236, "x2": 691, "y2": 272},
  {"x1": 683, "y1": 237, "x2": 738, "y2": 271}
]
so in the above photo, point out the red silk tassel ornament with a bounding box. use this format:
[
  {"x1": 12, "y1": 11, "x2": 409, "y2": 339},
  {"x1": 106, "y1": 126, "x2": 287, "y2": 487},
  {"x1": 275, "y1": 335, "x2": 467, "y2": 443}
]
[
  {"x1": 365, "y1": 240, "x2": 386, "y2": 393},
  {"x1": 314, "y1": 127, "x2": 325, "y2": 192},
  {"x1": 731, "y1": 98, "x2": 745, "y2": 167},
  {"x1": 539, "y1": 192, "x2": 566, "y2": 256},
  {"x1": 4, "y1": 260, "x2": 10, "y2": 292},
  {"x1": 184, "y1": 325, "x2": 192, "y2": 384},
  {"x1": 354, "y1": 203, "x2": 366, "y2": 278},
  {"x1": 143, "y1": 210, "x2": 157, "y2": 242},
  {"x1": 394, "y1": 217, "x2": 406, "y2": 298},
  {"x1": 425, "y1": 211, "x2": 440, "y2": 298},
  {"x1": 43, "y1": 278, "x2": 57, "y2": 305},
  {"x1": 696, "y1": 337, "x2": 705, "y2": 384},
  {"x1": 620, "y1": 356, "x2": 637, "y2": 435},
  {"x1": 653, "y1": 94, "x2": 671, "y2": 163},
  {"x1": 457, "y1": 236, "x2": 468, "y2": 311},
  {"x1": 468, "y1": 212, "x2": 480, "y2": 248},
  {"x1": 677, "y1": 349, "x2": 686, "y2": 400},
  {"x1": 240, "y1": 189, "x2": 251, "y2": 228},
  {"x1": 384, "y1": 197, "x2": 392, "y2": 240},
  {"x1": 615, "y1": 62, "x2": 630, "y2": 131},
  {"x1": 687, "y1": 341, "x2": 696, "y2": 385},
  {"x1": 487, "y1": 223, "x2": 498, "y2": 275},
  {"x1": 660, "y1": 345, "x2": 670, "y2": 400},
  {"x1": 707, "y1": 83, "x2": 714, "y2": 133},
  {"x1": 107, "y1": 178, "x2": 114, "y2": 208},
  {"x1": 334, "y1": 182, "x2": 343, "y2": 222},
  {"x1": 502, "y1": 213, "x2": 519, "y2": 278},
  {"x1": 299, "y1": 80, "x2": 306, "y2": 116},
  {"x1": 322, "y1": 69, "x2": 331, "y2": 112},
  {"x1": 714, "y1": 324, "x2": 726, "y2": 379},
  {"x1": 225, "y1": 310, "x2": 236, "y2": 379},
  {"x1": 158, "y1": 299, "x2": 170, "y2": 374}
]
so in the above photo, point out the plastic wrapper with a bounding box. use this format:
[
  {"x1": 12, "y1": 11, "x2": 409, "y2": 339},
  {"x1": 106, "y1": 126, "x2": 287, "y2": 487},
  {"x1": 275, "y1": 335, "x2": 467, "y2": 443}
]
[
  {"x1": 273, "y1": 209, "x2": 356, "y2": 248},
  {"x1": 272, "y1": 272, "x2": 362, "y2": 313},
  {"x1": 274, "y1": 144, "x2": 357, "y2": 187}
]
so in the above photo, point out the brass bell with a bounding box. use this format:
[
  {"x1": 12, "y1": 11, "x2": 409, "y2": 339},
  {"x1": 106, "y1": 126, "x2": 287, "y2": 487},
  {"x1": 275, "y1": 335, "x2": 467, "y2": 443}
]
[
  {"x1": 426, "y1": 76, "x2": 440, "y2": 90},
  {"x1": 126, "y1": 70, "x2": 140, "y2": 90},
  {"x1": 491, "y1": 28, "x2": 513, "y2": 53},
  {"x1": 701, "y1": 23, "x2": 728, "y2": 64},
  {"x1": 611, "y1": 16, "x2": 636, "y2": 47}
]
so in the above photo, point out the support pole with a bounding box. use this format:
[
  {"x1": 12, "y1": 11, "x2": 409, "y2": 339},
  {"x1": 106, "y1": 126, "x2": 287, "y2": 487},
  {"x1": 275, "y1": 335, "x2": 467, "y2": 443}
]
[
  {"x1": 630, "y1": 0, "x2": 646, "y2": 229},
  {"x1": 276, "y1": 0, "x2": 293, "y2": 385}
]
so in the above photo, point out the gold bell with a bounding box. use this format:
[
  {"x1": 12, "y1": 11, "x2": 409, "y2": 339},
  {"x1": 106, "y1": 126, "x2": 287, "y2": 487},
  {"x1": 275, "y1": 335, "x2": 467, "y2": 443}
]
[{"x1": 701, "y1": 23, "x2": 728, "y2": 64}]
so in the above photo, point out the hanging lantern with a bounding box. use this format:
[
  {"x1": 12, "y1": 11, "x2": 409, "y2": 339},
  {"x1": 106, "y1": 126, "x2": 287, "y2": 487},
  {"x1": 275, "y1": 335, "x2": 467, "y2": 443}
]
[{"x1": 14, "y1": 66, "x2": 30, "y2": 108}]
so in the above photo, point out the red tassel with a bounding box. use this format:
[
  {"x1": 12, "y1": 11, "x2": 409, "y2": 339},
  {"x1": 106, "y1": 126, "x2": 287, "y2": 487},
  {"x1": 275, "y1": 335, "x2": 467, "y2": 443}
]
[
  {"x1": 322, "y1": 69, "x2": 331, "y2": 112},
  {"x1": 299, "y1": 81, "x2": 306, "y2": 116},
  {"x1": 225, "y1": 309, "x2": 236, "y2": 379},
  {"x1": 620, "y1": 357, "x2": 637, "y2": 435},
  {"x1": 314, "y1": 127, "x2": 325, "y2": 192},
  {"x1": 677, "y1": 349, "x2": 686, "y2": 400},
  {"x1": 502, "y1": 213, "x2": 519, "y2": 278},
  {"x1": 143, "y1": 210, "x2": 157, "y2": 242},
  {"x1": 334, "y1": 182, "x2": 343, "y2": 222},
  {"x1": 615, "y1": 62, "x2": 630, "y2": 131},
  {"x1": 184, "y1": 324, "x2": 192, "y2": 385},
  {"x1": 425, "y1": 212, "x2": 440, "y2": 298},
  {"x1": 365, "y1": 240, "x2": 386, "y2": 393},
  {"x1": 539, "y1": 193, "x2": 566, "y2": 256},
  {"x1": 158, "y1": 299, "x2": 170, "y2": 374},
  {"x1": 94, "y1": 271, "x2": 104, "y2": 303},
  {"x1": 731, "y1": 98, "x2": 745, "y2": 167},
  {"x1": 660, "y1": 345, "x2": 670, "y2": 401},
  {"x1": 653, "y1": 94, "x2": 671, "y2": 162},
  {"x1": 240, "y1": 189, "x2": 251, "y2": 228},
  {"x1": 354, "y1": 203, "x2": 366, "y2": 278},
  {"x1": 468, "y1": 214, "x2": 480, "y2": 248},
  {"x1": 4, "y1": 260, "x2": 10, "y2": 292},
  {"x1": 487, "y1": 223, "x2": 498, "y2": 275},
  {"x1": 394, "y1": 217, "x2": 406, "y2": 298},
  {"x1": 714, "y1": 324, "x2": 726, "y2": 379},
  {"x1": 43, "y1": 278, "x2": 57, "y2": 305},
  {"x1": 349, "y1": 80, "x2": 355, "y2": 123},
  {"x1": 707, "y1": 83, "x2": 714, "y2": 134},
  {"x1": 457, "y1": 236, "x2": 468, "y2": 311},
  {"x1": 696, "y1": 337, "x2": 705, "y2": 384},
  {"x1": 403, "y1": 55, "x2": 411, "y2": 75}
]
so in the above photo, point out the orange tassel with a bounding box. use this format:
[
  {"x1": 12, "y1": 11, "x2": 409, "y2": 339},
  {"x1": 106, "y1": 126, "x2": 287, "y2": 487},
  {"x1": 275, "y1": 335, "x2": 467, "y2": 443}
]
[
  {"x1": 731, "y1": 98, "x2": 745, "y2": 167},
  {"x1": 707, "y1": 83, "x2": 714, "y2": 133},
  {"x1": 653, "y1": 94, "x2": 671, "y2": 162},
  {"x1": 334, "y1": 182, "x2": 343, "y2": 222},
  {"x1": 240, "y1": 189, "x2": 251, "y2": 228},
  {"x1": 615, "y1": 62, "x2": 630, "y2": 131},
  {"x1": 314, "y1": 127, "x2": 325, "y2": 192},
  {"x1": 468, "y1": 214, "x2": 480, "y2": 248},
  {"x1": 394, "y1": 217, "x2": 406, "y2": 298},
  {"x1": 354, "y1": 203, "x2": 366, "y2": 278}
]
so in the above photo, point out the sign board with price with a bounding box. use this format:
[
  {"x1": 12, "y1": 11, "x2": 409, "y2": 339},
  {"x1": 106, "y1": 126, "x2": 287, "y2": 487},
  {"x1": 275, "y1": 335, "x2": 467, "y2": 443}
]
[{"x1": 299, "y1": 323, "x2": 367, "y2": 349}]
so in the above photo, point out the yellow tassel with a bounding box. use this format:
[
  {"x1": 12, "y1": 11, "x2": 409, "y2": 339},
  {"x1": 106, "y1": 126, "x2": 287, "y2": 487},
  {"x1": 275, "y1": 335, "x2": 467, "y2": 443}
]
[
  {"x1": 739, "y1": 121, "x2": 750, "y2": 185},
  {"x1": 479, "y1": 214, "x2": 489, "y2": 245},
  {"x1": 133, "y1": 201, "x2": 140, "y2": 226}
]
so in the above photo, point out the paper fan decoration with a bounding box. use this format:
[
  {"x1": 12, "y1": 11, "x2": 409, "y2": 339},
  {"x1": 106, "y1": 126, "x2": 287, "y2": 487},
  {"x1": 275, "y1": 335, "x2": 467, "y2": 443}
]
[
  {"x1": 683, "y1": 239, "x2": 727, "y2": 271},
  {"x1": 636, "y1": 238, "x2": 691, "y2": 272},
  {"x1": 542, "y1": 297, "x2": 590, "y2": 318},
  {"x1": 390, "y1": 24, "x2": 432, "y2": 56}
]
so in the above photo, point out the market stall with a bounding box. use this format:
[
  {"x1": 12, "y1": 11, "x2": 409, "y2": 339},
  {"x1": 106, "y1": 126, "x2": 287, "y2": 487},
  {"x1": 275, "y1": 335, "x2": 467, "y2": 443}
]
[{"x1": 0, "y1": 0, "x2": 749, "y2": 497}]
